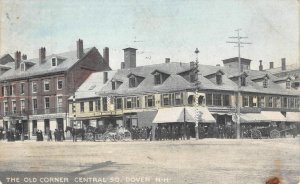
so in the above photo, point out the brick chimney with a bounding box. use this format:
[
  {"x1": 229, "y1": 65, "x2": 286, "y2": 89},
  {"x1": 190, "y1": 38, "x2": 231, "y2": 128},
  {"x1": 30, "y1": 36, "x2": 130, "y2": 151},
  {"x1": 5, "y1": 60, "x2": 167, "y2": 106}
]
[
  {"x1": 269, "y1": 62, "x2": 274, "y2": 69},
  {"x1": 123, "y1": 47, "x2": 137, "y2": 68},
  {"x1": 14, "y1": 51, "x2": 21, "y2": 69},
  {"x1": 165, "y1": 58, "x2": 170, "y2": 63},
  {"x1": 281, "y1": 58, "x2": 286, "y2": 71},
  {"x1": 103, "y1": 71, "x2": 108, "y2": 84},
  {"x1": 103, "y1": 47, "x2": 109, "y2": 66},
  {"x1": 39, "y1": 47, "x2": 46, "y2": 64},
  {"x1": 22, "y1": 54, "x2": 27, "y2": 60},
  {"x1": 77, "y1": 39, "x2": 84, "y2": 59},
  {"x1": 259, "y1": 60, "x2": 263, "y2": 71}
]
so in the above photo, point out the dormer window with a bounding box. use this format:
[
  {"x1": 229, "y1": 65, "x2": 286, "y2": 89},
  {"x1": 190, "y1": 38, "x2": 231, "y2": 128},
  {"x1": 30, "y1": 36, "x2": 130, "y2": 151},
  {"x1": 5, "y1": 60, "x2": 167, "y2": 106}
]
[
  {"x1": 286, "y1": 79, "x2": 291, "y2": 89},
  {"x1": 154, "y1": 73, "x2": 162, "y2": 85},
  {"x1": 216, "y1": 74, "x2": 222, "y2": 85},
  {"x1": 129, "y1": 76, "x2": 137, "y2": 88},
  {"x1": 51, "y1": 57, "x2": 57, "y2": 67},
  {"x1": 112, "y1": 81, "x2": 116, "y2": 90},
  {"x1": 241, "y1": 76, "x2": 246, "y2": 86},
  {"x1": 21, "y1": 63, "x2": 25, "y2": 71},
  {"x1": 263, "y1": 77, "x2": 268, "y2": 88}
]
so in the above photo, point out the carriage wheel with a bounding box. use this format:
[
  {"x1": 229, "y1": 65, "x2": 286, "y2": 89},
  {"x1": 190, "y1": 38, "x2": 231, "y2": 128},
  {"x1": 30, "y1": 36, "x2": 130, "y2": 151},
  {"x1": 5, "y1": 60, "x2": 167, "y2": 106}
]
[
  {"x1": 270, "y1": 130, "x2": 280, "y2": 139},
  {"x1": 251, "y1": 129, "x2": 262, "y2": 139},
  {"x1": 85, "y1": 133, "x2": 94, "y2": 141}
]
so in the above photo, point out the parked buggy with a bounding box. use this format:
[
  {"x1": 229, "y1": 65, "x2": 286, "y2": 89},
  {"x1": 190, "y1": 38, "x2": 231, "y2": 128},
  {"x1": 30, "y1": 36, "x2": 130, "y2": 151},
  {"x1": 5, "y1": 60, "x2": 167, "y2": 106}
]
[
  {"x1": 85, "y1": 125, "x2": 131, "y2": 142},
  {"x1": 250, "y1": 123, "x2": 297, "y2": 139}
]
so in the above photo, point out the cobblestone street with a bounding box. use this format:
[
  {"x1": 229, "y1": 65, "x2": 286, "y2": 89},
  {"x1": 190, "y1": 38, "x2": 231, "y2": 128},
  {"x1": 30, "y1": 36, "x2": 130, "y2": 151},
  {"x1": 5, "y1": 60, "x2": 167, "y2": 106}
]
[{"x1": 0, "y1": 138, "x2": 299, "y2": 184}]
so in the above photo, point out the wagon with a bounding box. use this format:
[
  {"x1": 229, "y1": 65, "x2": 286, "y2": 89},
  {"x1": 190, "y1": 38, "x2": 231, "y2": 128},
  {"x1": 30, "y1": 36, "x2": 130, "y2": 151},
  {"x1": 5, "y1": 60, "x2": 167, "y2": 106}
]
[
  {"x1": 85, "y1": 126, "x2": 132, "y2": 142},
  {"x1": 250, "y1": 124, "x2": 297, "y2": 139}
]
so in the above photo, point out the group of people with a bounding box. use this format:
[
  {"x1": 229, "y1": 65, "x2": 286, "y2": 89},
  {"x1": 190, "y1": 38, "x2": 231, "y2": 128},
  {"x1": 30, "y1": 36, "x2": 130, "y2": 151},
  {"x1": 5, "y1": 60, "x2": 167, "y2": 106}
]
[
  {"x1": 36, "y1": 129, "x2": 65, "y2": 141},
  {"x1": 130, "y1": 126, "x2": 152, "y2": 140}
]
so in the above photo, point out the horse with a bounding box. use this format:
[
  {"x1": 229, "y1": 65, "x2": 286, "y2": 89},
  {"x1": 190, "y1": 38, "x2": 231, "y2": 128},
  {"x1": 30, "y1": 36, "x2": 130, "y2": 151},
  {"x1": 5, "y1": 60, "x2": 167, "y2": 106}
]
[{"x1": 65, "y1": 126, "x2": 85, "y2": 142}]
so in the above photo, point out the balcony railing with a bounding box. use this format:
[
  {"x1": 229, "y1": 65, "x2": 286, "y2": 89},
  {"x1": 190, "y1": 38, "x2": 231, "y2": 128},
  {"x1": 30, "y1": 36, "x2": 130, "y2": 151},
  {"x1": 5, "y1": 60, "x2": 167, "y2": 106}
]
[{"x1": 1, "y1": 107, "x2": 66, "y2": 117}]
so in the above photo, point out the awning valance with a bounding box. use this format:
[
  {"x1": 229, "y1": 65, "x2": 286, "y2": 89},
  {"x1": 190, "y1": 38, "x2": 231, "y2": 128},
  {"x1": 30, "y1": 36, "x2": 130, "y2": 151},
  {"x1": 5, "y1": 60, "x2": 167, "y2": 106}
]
[
  {"x1": 286, "y1": 112, "x2": 300, "y2": 122},
  {"x1": 261, "y1": 111, "x2": 286, "y2": 122},
  {"x1": 152, "y1": 107, "x2": 216, "y2": 124},
  {"x1": 240, "y1": 113, "x2": 269, "y2": 123}
]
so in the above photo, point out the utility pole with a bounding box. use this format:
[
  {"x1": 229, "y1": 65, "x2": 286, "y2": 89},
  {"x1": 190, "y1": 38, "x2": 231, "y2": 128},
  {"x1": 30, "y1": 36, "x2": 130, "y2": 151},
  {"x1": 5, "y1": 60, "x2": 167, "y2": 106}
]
[
  {"x1": 226, "y1": 29, "x2": 251, "y2": 139},
  {"x1": 194, "y1": 48, "x2": 200, "y2": 140}
]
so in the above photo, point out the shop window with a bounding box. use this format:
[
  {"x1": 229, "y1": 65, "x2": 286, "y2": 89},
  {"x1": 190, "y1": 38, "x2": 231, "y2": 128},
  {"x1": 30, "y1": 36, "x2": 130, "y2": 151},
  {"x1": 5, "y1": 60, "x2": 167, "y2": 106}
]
[
  {"x1": 32, "y1": 120, "x2": 37, "y2": 136},
  {"x1": 44, "y1": 119, "x2": 50, "y2": 134}
]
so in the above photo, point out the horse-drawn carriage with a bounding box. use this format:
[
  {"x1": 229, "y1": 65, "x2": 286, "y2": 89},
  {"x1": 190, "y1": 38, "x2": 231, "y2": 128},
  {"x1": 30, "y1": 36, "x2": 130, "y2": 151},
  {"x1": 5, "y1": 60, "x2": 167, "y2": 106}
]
[
  {"x1": 66, "y1": 125, "x2": 132, "y2": 142},
  {"x1": 249, "y1": 123, "x2": 297, "y2": 139}
]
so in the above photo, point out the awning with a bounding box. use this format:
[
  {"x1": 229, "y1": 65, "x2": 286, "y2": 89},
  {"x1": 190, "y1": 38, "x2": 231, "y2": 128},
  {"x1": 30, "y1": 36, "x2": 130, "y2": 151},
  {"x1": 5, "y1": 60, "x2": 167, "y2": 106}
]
[
  {"x1": 152, "y1": 107, "x2": 185, "y2": 124},
  {"x1": 185, "y1": 107, "x2": 216, "y2": 123},
  {"x1": 152, "y1": 106, "x2": 216, "y2": 124},
  {"x1": 240, "y1": 113, "x2": 269, "y2": 123},
  {"x1": 260, "y1": 111, "x2": 286, "y2": 122},
  {"x1": 286, "y1": 112, "x2": 300, "y2": 122}
]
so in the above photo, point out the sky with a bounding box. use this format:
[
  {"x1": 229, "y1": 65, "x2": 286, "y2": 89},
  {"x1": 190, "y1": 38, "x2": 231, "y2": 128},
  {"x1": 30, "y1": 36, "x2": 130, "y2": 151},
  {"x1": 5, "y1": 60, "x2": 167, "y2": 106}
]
[{"x1": 0, "y1": 0, "x2": 299, "y2": 70}]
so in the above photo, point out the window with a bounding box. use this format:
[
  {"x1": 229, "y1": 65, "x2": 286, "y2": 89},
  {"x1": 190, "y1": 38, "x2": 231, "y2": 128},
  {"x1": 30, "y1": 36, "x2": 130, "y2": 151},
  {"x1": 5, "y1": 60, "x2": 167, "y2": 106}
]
[
  {"x1": 249, "y1": 96, "x2": 254, "y2": 107},
  {"x1": 286, "y1": 80, "x2": 291, "y2": 89},
  {"x1": 102, "y1": 97, "x2": 108, "y2": 111},
  {"x1": 9, "y1": 85, "x2": 13, "y2": 96},
  {"x1": 223, "y1": 95, "x2": 230, "y2": 106},
  {"x1": 57, "y1": 80, "x2": 63, "y2": 90},
  {"x1": 44, "y1": 97, "x2": 50, "y2": 112},
  {"x1": 89, "y1": 101, "x2": 94, "y2": 111},
  {"x1": 20, "y1": 83, "x2": 25, "y2": 94},
  {"x1": 126, "y1": 97, "x2": 132, "y2": 109},
  {"x1": 206, "y1": 93, "x2": 212, "y2": 106},
  {"x1": 267, "y1": 96, "x2": 273, "y2": 108},
  {"x1": 112, "y1": 81, "x2": 116, "y2": 90},
  {"x1": 20, "y1": 100, "x2": 25, "y2": 113},
  {"x1": 154, "y1": 73, "x2": 162, "y2": 85},
  {"x1": 32, "y1": 120, "x2": 37, "y2": 136},
  {"x1": 12, "y1": 101, "x2": 16, "y2": 114},
  {"x1": 162, "y1": 94, "x2": 172, "y2": 106},
  {"x1": 51, "y1": 58, "x2": 57, "y2": 67},
  {"x1": 44, "y1": 80, "x2": 50, "y2": 91},
  {"x1": 129, "y1": 76, "x2": 136, "y2": 88},
  {"x1": 241, "y1": 76, "x2": 246, "y2": 86},
  {"x1": 80, "y1": 102, "x2": 84, "y2": 112},
  {"x1": 32, "y1": 82, "x2": 37, "y2": 93},
  {"x1": 263, "y1": 78, "x2": 268, "y2": 88},
  {"x1": 126, "y1": 97, "x2": 139, "y2": 109},
  {"x1": 115, "y1": 98, "x2": 123, "y2": 110},
  {"x1": 145, "y1": 95, "x2": 155, "y2": 107},
  {"x1": 216, "y1": 74, "x2": 222, "y2": 85},
  {"x1": 21, "y1": 63, "x2": 25, "y2": 71},
  {"x1": 242, "y1": 96, "x2": 249, "y2": 107},
  {"x1": 213, "y1": 94, "x2": 222, "y2": 106},
  {"x1": 57, "y1": 96, "x2": 63, "y2": 112},
  {"x1": 4, "y1": 86, "x2": 9, "y2": 96},
  {"x1": 95, "y1": 99, "x2": 101, "y2": 111},
  {"x1": 288, "y1": 98, "x2": 295, "y2": 109},
  {"x1": 32, "y1": 99, "x2": 38, "y2": 113},
  {"x1": 295, "y1": 98, "x2": 300, "y2": 109},
  {"x1": 4, "y1": 102, "x2": 8, "y2": 115},
  {"x1": 282, "y1": 97, "x2": 288, "y2": 108},
  {"x1": 174, "y1": 92, "x2": 183, "y2": 105},
  {"x1": 258, "y1": 96, "x2": 265, "y2": 108}
]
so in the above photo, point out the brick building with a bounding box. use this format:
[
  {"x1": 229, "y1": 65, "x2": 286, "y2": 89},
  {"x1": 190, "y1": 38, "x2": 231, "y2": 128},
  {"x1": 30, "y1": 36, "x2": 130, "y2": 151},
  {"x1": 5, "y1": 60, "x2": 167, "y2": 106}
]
[{"x1": 0, "y1": 39, "x2": 110, "y2": 140}]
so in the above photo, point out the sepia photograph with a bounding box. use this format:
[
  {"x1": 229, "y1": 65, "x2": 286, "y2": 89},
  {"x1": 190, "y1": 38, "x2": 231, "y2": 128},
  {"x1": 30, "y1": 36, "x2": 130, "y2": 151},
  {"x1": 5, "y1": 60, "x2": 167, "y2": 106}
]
[{"x1": 0, "y1": 0, "x2": 299, "y2": 183}]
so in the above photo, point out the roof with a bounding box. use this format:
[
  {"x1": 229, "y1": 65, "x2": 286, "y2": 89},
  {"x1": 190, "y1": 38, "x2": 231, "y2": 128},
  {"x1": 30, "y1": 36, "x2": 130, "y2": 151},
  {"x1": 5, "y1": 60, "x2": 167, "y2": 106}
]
[
  {"x1": 0, "y1": 54, "x2": 14, "y2": 65},
  {"x1": 222, "y1": 57, "x2": 252, "y2": 64},
  {"x1": 0, "y1": 47, "x2": 94, "y2": 81},
  {"x1": 266, "y1": 63, "x2": 300, "y2": 74}
]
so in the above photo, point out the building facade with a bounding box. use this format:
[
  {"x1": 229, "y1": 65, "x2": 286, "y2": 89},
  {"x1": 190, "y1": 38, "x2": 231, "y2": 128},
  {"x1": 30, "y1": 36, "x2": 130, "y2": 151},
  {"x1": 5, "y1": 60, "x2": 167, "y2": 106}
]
[{"x1": 0, "y1": 39, "x2": 110, "y2": 140}]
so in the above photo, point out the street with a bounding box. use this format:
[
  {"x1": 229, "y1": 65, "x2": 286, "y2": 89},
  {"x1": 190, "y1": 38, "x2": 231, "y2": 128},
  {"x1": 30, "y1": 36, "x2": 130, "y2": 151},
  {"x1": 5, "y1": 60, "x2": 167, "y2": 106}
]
[{"x1": 0, "y1": 138, "x2": 299, "y2": 184}]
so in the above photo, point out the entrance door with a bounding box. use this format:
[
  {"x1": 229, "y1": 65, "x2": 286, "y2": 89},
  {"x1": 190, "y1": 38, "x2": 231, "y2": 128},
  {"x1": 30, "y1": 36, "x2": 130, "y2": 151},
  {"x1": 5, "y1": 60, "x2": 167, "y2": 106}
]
[{"x1": 56, "y1": 118, "x2": 64, "y2": 131}]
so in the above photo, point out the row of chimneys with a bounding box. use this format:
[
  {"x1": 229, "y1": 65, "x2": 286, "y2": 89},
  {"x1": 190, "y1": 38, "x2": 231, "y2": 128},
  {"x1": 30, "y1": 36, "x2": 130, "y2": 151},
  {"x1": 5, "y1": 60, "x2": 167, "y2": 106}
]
[
  {"x1": 258, "y1": 58, "x2": 286, "y2": 71},
  {"x1": 13, "y1": 39, "x2": 110, "y2": 69}
]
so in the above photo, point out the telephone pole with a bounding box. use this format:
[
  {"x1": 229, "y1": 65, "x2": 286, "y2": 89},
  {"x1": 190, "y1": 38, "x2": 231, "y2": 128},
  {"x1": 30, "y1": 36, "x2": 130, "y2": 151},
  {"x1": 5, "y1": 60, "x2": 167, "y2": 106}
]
[{"x1": 226, "y1": 29, "x2": 251, "y2": 139}]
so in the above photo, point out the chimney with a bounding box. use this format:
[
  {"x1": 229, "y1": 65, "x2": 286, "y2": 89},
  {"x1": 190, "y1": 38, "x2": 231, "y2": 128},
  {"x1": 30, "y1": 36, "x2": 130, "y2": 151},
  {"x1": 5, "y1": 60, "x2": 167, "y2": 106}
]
[
  {"x1": 123, "y1": 47, "x2": 137, "y2": 68},
  {"x1": 39, "y1": 47, "x2": 46, "y2": 64},
  {"x1": 77, "y1": 39, "x2": 84, "y2": 59},
  {"x1": 281, "y1": 58, "x2": 286, "y2": 71},
  {"x1": 121, "y1": 62, "x2": 125, "y2": 69},
  {"x1": 14, "y1": 51, "x2": 21, "y2": 69},
  {"x1": 103, "y1": 47, "x2": 109, "y2": 66},
  {"x1": 165, "y1": 58, "x2": 170, "y2": 63},
  {"x1": 103, "y1": 71, "x2": 108, "y2": 84},
  {"x1": 259, "y1": 60, "x2": 263, "y2": 71},
  {"x1": 269, "y1": 62, "x2": 274, "y2": 69},
  {"x1": 22, "y1": 54, "x2": 27, "y2": 60}
]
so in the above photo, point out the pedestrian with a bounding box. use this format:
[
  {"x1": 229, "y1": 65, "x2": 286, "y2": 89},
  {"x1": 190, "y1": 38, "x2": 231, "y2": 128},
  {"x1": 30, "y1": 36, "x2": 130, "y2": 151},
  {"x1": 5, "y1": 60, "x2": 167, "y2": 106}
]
[
  {"x1": 48, "y1": 130, "x2": 52, "y2": 141},
  {"x1": 40, "y1": 130, "x2": 44, "y2": 141}
]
